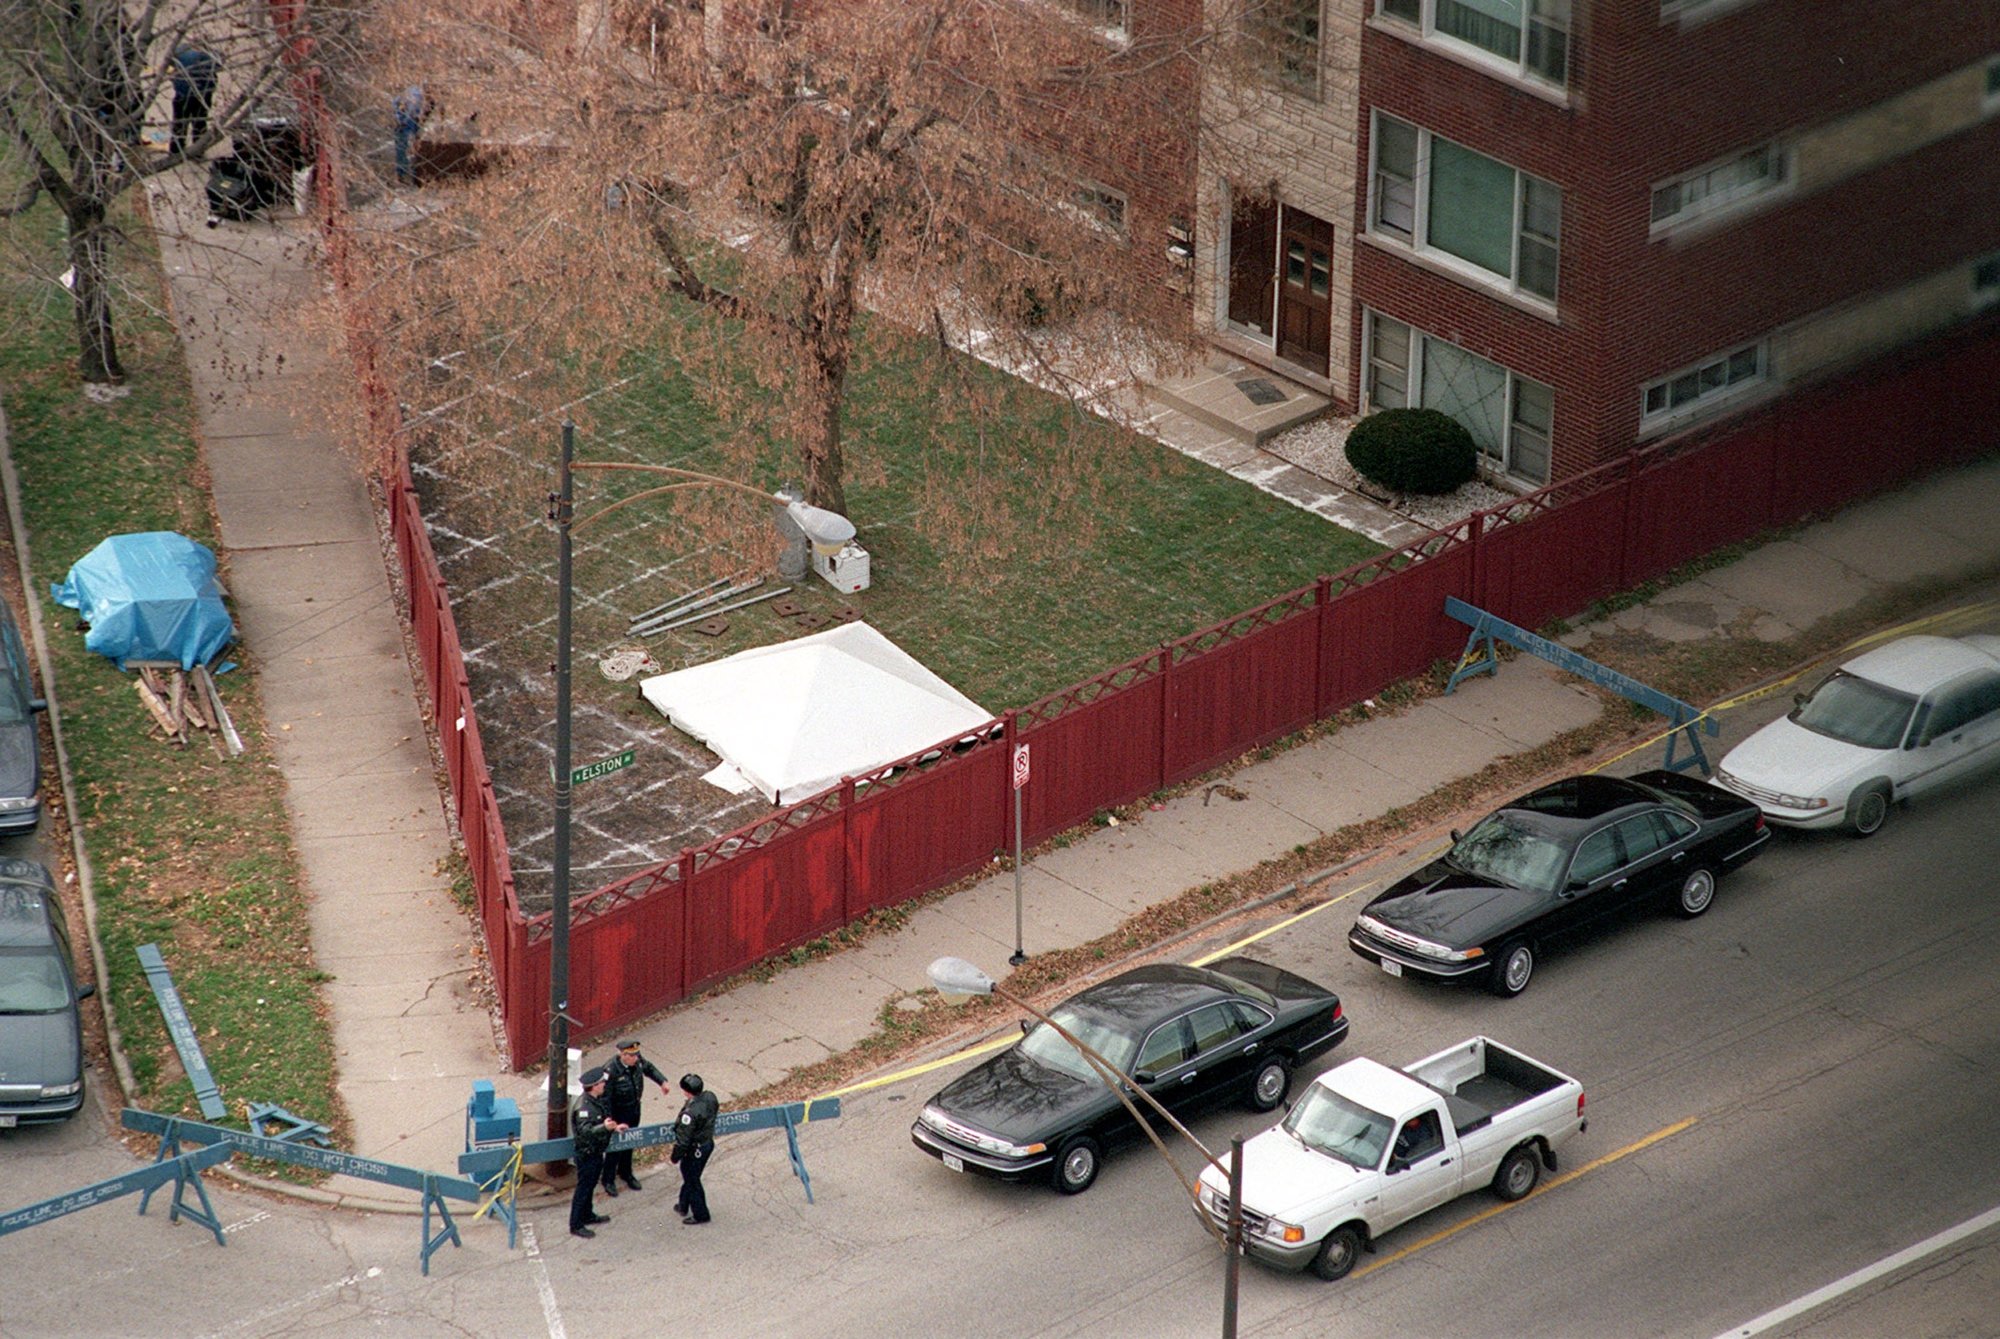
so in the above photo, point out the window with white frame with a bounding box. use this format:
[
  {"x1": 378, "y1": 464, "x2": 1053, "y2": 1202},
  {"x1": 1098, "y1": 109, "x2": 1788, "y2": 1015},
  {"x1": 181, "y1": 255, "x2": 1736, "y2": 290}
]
[
  {"x1": 1641, "y1": 342, "x2": 1767, "y2": 423},
  {"x1": 1375, "y1": 0, "x2": 1570, "y2": 88},
  {"x1": 1369, "y1": 113, "x2": 1561, "y2": 303},
  {"x1": 1072, "y1": 181, "x2": 1128, "y2": 233},
  {"x1": 1366, "y1": 311, "x2": 1553, "y2": 483},
  {"x1": 1650, "y1": 143, "x2": 1787, "y2": 230}
]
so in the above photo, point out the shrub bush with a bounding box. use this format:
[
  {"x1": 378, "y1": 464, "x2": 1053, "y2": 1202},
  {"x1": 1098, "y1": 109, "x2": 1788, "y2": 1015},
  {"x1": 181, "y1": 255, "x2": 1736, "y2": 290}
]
[{"x1": 1344, "y1": 408, "x2": 1477, "y2": 495}]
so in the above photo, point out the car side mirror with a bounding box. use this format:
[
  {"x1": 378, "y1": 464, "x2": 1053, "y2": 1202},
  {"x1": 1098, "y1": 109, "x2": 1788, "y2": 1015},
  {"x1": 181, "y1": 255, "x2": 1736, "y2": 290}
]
[
  {"x1": 77, "y1": 982, "x2": 96, "y2": 1000},
  {"x1": 1019, "y1": 1019, "x2": 1031, "y2": 1037},
  {"x1": 1448, "y1": 828, "x2": 1461, "y2": 844},
  {"x1": 1133, "y1": 1069, "x2": 1157, "y2": 1086},
  {"x1": 1793, "y1": 692, "x2": 1806, "y2": 707},
  {"x1": 30, "y1": 697, "x2": 46, "y2": 714}
]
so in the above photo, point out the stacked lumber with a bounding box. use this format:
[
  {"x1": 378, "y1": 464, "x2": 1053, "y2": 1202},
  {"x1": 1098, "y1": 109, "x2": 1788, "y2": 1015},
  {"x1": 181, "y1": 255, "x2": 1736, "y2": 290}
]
[{"x1": 132, "y1": 661, "x2": 244, "y2": 755}]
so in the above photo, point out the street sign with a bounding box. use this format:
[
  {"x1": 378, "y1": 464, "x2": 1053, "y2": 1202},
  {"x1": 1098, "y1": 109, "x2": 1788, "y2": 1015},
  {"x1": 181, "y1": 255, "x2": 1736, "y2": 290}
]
[
  {"x1": 1012, "y1": 744, "x2": 1030, "y2": 790},
  {"x1": 570, "y1": 749, "x2": 636, "y2": 786}
]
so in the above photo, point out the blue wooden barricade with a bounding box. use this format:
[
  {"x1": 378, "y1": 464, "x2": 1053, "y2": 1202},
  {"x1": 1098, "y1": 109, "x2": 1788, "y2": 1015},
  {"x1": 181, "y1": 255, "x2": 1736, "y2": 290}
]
[
  {"x1": 457, "y1": 1096, "x2": 841, "y2": 1247},
  {"x1": 1444, "y1": 596, "x2": 1717, "y2": 774},
  {"x1": 136, "y1": 945, "x2": 227, "y2": 1120},
  {"x1": 123, "y1": 1109, "x2": 481, "y2": 1274},
  {"x1": 0, "y1": 1142, "x2": 233, "y2": 1244}
]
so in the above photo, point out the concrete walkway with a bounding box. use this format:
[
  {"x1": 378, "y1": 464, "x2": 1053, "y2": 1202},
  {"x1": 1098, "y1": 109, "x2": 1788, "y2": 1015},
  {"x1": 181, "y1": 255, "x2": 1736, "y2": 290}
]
[
  {"x1": 145, "y1": 172, "x2": 496, "y2": 1193},
  {"x1": 141, "y1": 164, "x2": 2000, "y2": 1201}
]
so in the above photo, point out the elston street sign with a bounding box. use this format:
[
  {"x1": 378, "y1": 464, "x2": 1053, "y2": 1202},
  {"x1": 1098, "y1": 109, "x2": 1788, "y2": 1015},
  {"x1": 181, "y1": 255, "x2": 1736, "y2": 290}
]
[{"x1": 571, "y1": 749, "x2": 636, "y2": 786}]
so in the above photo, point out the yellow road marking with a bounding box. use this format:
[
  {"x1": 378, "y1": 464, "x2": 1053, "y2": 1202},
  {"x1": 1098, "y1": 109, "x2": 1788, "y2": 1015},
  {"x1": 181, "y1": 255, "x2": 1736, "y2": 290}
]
[{"x1": 1352, "y1": 1116, "x2": 1698, "y2": 1277}]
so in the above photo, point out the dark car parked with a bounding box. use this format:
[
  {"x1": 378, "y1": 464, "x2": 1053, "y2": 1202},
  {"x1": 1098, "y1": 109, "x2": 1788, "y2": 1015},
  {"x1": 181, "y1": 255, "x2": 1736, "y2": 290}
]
[
  {"x1": 1349, "y1": 771, "x2": 1768, "y2": 998},
  {"x1": 0, "y1": 859, "x2": 95, "y2": 1125},
  {"x1": 0, "y1": 592, "x2": 45, "y2": 833},
  {"x1": 912, "y1": 957, "x2": 1348, "y2": 1194}
]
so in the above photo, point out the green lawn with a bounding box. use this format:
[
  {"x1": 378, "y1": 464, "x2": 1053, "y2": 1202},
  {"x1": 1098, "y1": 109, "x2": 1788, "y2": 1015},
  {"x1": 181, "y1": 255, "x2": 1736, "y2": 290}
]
[{"x1": 0, "y1": 191, "x2": 344, "y2": 1149}]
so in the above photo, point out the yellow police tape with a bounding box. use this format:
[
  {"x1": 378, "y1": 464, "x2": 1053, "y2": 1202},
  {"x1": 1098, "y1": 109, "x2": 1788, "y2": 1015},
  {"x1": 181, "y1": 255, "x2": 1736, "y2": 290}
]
[{"x1": 471, "y1": 1144, "x2": 523, "y2": 1222}]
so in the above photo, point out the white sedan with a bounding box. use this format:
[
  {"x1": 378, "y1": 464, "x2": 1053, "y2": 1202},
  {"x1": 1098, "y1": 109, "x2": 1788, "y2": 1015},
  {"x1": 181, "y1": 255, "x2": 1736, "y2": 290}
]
[{"x1": 1712, "y1": 633, "x2": 2000, "y2": 836}]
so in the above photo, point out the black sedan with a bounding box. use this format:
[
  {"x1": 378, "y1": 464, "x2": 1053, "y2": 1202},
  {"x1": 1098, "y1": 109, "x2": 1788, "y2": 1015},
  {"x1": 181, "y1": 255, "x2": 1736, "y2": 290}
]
[
  {"x1": 912, "y1": 957, "x2": 1348, "y2": 1194},
  {"x1": 1348, "y1": 771, "x2": 1768, "y2": 998}
]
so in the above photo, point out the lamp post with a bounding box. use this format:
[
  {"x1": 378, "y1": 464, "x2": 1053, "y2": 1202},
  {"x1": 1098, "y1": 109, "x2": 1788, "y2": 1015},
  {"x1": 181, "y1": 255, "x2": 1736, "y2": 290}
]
[
  {"x1": 925, "y1": 956, "x2": 1247, "y2": 1339},
  {"x1": 544, "y1": 420, "x2": 856, "y2": 1150}
]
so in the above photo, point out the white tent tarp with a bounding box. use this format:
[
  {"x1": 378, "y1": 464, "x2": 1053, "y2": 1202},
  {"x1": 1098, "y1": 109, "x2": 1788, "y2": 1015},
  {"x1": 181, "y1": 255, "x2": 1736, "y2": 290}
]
[{"x1": 638, "y1": 622, "x2": 993, "y2": 805}]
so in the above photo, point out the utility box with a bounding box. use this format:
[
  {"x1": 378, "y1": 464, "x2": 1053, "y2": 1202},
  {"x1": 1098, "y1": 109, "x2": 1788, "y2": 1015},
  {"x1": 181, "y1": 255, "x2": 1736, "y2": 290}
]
[
  {"x1": 465, "y1": 1080, "x2": 522, "y2": 1150},
  {"x1": 813, "y1": 542, "x2": 871, "y2": 594}
]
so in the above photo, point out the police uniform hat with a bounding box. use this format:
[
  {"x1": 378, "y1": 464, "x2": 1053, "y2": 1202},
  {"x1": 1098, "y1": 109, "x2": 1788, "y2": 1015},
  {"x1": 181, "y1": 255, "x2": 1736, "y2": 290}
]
[
  {"x1": 616, "y1": 1039, "x2": 642, "y2": 1052},
  {"x1": 680, "y1": 1073, "x2": 704, "y2": 1095},
  {"x1": 581, "y1": 1066, "x2": 608, "y2": 1086}
]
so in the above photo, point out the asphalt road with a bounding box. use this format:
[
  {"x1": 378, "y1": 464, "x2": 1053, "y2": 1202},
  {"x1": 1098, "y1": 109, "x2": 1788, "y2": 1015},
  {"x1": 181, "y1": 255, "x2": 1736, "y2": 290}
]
[{"x1": 4, "y1": 656, "x2": 1999, "y2": 1337}]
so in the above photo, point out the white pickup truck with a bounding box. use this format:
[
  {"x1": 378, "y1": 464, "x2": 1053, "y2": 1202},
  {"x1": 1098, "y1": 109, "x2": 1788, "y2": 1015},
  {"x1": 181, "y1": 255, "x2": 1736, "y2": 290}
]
[{"x1": 1195, "y1": 1036, "x2": 1585, "y2": 1280}]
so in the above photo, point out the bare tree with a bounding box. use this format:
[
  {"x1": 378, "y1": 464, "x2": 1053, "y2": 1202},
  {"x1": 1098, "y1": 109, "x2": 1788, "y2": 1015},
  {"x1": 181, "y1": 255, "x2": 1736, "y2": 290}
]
[
  {"x1": 353, "y1": 0, "x2": 1283, "y2": 521},
  {"x1": 0, "y1": 0, "x2": 316, "y2": 388}
]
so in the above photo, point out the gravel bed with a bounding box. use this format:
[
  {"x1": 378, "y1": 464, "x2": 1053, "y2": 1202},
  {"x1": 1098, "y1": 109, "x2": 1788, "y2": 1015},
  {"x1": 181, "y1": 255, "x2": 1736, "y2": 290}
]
[{"x1": 1263, "y1": 412, "x2": 1520, "y2": 532}]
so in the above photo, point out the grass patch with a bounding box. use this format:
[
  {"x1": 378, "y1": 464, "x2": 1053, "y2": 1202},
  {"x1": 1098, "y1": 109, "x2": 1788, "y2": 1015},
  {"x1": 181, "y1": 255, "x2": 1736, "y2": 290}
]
[{"x1": 0, "y1": 189, "x2": 346, "y2": 1161}]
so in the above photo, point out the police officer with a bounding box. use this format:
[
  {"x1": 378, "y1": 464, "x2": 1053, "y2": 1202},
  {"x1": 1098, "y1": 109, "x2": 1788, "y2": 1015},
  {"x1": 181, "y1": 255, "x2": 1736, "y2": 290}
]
[
  {"x1": 671, "y1": 1073, "x2": 718, "y2": 1225},
  {"x1": 168, "y1": 46, "x2": 219, "y2": 155},
  {"x1": 569, "y1": 1067, "x2": 627, "y2": 1239},
  {"x1": 599, "y1": 1039, "x2": 669, "y2": 1197}
]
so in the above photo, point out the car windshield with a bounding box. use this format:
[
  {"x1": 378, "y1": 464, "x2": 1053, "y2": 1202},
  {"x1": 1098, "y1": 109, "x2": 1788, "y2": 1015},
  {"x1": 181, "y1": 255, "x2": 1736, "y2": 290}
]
[
  {"x1": 0, "y1": 948, "x2": 70, "y2": 1013},
  {"x1": 1446, "y1": 813, "x2": 1569, "y2": 894},
  {"x1": 1790, "y1": 670, "x2": 1917, "y2": 750},
  {"x1": 1019, "y1": 1005, "x2": 1139, "y2": 1082},
  {"x1": 1283, "y1": 1086, "x2": 1394, "y2": 1170}
]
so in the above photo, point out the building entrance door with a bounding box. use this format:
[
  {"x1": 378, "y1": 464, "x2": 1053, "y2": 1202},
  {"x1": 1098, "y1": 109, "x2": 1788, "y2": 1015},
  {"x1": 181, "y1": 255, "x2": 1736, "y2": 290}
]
[
  {"x1": 1276, "y1": 210, "x2": 1332, "y2": 376},
  {"x1": 1226, "y1": 193, "x2": 1277, "y2": 337}
]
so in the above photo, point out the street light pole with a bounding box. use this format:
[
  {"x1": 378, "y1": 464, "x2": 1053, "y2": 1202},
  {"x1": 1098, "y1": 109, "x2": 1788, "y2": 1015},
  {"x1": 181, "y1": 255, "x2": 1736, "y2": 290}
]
[
  {"x1": 542, "y1": 429, "x2": 856, "y2": 1153},
  {"x1": 546, "y1": 419, "x2": 575, "y2": 1147},
  {"x1": 926, "y1": 957, "x2": 1244, "y2": 1338}
]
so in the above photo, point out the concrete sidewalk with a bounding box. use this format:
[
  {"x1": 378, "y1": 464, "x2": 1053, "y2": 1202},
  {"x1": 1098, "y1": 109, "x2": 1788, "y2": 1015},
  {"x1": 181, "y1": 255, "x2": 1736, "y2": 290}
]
[{"x1": 145, "y1": 164, "x2": 2000, "y2": 1201}]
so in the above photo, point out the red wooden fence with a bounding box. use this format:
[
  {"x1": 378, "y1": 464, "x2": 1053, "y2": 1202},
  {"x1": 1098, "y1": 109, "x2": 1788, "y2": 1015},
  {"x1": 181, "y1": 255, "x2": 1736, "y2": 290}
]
[{"x1": 278, "y1": 21, "x2": 2000, "y2": 1067}]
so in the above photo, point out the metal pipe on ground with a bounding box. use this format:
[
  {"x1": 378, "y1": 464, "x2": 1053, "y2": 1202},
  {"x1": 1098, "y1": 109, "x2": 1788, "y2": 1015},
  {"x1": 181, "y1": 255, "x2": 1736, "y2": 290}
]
[
  {"x1": 630, "y1": 578, "x2": 767, "y2": 636},
  {"x1": 628, "y1": 574, "x2": 734, "y2": 629},
  {"x1": 640, "y1": 586, "x2": 792, "y2": 636}
]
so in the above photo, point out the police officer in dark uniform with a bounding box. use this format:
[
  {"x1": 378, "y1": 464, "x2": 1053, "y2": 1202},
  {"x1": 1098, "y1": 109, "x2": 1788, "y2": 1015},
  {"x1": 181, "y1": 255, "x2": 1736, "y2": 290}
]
[
  {"x1": 671, "y1": 1073, "x2": 719, "y2": 1225},
  {"x1": 569, "y1": 1067, "x2": 627, "y2": 1239},
  {"x1": 599, "y1": 1039, "x2": 669, "y2": 1197}
]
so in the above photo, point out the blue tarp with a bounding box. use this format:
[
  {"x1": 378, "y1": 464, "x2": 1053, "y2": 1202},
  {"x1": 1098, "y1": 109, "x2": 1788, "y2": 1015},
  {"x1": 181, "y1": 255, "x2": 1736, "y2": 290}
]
[{"x1": 51, "y1": 533, "x2": 235, "y2": 671}]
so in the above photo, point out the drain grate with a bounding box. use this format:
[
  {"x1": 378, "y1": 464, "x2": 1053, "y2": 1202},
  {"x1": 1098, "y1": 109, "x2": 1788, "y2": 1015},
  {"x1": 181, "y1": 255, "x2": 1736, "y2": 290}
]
[{"x1": 1235, "y1": 377, "x2": 1287, "y2": 406}]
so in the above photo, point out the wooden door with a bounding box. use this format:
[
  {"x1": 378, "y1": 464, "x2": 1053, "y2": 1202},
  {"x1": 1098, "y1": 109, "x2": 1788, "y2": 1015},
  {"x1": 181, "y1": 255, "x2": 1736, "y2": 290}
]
[
  {"x1": 1277, "y1": 209, "x2": 1333, "y2": 375},
  {"x1": 1227, "y1": 193, "x2": 1277, "y2": 336}
]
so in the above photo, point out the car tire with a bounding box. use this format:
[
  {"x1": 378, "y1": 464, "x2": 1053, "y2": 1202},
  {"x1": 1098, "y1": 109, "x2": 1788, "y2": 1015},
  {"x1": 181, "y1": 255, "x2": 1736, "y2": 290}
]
[
  {"x1": 1846, "y1": 782, "x2": 1891, "y2": 838},
  {"x1": 1487, "y1": 940, "x2": 1534, "y2": 997},
  {"x1": 1247, "y1": 1056, "x2": 1292, "y2": 1112},
  {"x1": 1493, "y1": 1144, "x2": 1542, "y2": 1202},
  {"x1": 1052, "y1": 1135, "x2": 1101, "y2": 1195},
  {"x1": 1309, "y1": 1224, "x2": 1364, "y2": 1281},
  {"x1": 1674, "y1": 867, "x2": 1717, "y2": 918}
]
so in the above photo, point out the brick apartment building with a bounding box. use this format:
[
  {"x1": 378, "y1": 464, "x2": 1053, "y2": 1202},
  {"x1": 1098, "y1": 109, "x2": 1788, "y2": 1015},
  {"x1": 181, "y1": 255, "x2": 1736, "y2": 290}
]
[{"x1": 560, "y1": 1, "x2": 1998, "y2": 490}]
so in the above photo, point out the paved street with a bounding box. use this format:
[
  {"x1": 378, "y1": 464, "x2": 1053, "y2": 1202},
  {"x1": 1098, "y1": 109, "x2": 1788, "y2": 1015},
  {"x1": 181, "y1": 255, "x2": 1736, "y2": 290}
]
[{"x1": 4, "y1": 603, "x2": 1997, "y2": 1337}]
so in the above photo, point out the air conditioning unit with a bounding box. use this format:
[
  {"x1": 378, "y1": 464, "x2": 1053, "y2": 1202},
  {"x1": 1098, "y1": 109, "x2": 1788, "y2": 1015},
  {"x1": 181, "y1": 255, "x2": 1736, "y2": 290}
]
[{"x1": 814, "y1": 542, "x2": 871, "y2": 594}]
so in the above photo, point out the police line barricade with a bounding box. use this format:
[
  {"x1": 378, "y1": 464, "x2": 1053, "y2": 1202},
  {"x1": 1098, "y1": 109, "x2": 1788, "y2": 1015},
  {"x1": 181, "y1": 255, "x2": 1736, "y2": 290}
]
[
  {"x1": 0, "y1": 1141, "x2": 234, "y2": 1245},
  {"x1": 122, "y1": 1108, "x2": 481, "y2": 1275},
  {"x1": 457, "y1": 1096, "x2": 843, "y2": 1247},
  {"x1": 1444, "y1": 595, "x2": 1719, "y2": 774}
]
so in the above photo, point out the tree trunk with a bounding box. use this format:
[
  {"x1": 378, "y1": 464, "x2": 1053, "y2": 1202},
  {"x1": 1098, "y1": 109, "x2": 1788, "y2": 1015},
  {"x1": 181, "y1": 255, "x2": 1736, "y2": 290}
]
[{"x1": 68, "y1": 198, "x2": 124, "y2": 385}]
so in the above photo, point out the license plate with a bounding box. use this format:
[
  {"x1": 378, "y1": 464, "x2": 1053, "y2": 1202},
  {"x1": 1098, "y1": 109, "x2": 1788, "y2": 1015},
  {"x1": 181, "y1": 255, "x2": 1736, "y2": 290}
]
[
  {"x1": 0, "y1": 1115, "x2": 16, "y2": 1128},
  {"x1": 1379, "y1": 958, "x2": 1403, "y2": 977},
  {"x1": 942, "y1": 1153, "x2": 965, "y2": 1174}
]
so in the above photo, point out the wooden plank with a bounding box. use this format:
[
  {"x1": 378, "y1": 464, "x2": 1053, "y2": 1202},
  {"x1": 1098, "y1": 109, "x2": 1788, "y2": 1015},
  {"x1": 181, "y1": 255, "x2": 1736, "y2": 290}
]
[
  {"x1": 134, "y1": 679, "x2": 184, "y2": 743},
  {"x1": 195, "y1": 668, "x2": 244, "y2": 756},
  {"x1": 167, "y1": 671, "x2": 187, "y2": 733}
]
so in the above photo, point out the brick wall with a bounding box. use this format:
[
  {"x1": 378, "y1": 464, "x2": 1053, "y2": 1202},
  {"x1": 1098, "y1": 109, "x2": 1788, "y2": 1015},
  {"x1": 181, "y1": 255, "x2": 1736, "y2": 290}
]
[{"x1": 1354, "y1": 0, "x2": 2000, "y2": 479}]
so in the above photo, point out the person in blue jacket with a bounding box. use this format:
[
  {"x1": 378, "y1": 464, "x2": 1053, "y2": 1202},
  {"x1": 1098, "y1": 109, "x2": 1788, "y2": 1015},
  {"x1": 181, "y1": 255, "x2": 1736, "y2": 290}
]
[{"x1": 169, "y1": 46, "x2": 219, "y2": 154}]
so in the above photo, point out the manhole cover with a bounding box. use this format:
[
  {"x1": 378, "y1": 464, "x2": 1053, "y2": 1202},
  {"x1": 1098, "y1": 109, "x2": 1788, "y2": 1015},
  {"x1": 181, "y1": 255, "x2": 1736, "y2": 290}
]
[{"x1": 1235, "y1": 377, "x2": 1288, "y2": 406}]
